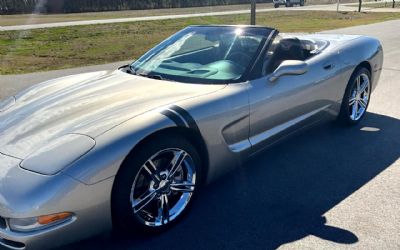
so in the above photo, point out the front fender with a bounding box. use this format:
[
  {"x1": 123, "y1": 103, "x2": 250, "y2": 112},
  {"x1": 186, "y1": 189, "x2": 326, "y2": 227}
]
[{"x1": 62, "y1": 110, "x2": 176, "y2": 185}]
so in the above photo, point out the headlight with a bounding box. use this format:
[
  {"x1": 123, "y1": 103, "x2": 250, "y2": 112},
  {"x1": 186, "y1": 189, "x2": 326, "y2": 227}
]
[
  {"x1": 20, "y1": 134, "x2": 95, "y2": 175},
  {"x1": 0, "y1": 96, "x2": 15, "y2": 112},
  {"x1": 8, "y1": 212, "x2": 73, "y2": 232}
]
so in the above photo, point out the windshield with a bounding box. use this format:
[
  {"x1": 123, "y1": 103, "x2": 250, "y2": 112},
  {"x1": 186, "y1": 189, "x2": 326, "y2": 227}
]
[{"x1": 130, "y1": 26, "x2": 273, "y2": 84}]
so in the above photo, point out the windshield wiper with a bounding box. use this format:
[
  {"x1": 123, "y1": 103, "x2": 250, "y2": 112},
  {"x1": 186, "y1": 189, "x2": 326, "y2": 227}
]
[
  {"x1": 138, "y1": 73, "x2": 164, "y2": 80},
  {"x1": 128, "y1": 65, "x2": 137, "y2": 75},
  {"x1": 126, "y1": 67, "x2": 162, "y2": 80},
  {"x1": 127, "y1": 67, "x2": 173, "y2": 81}
]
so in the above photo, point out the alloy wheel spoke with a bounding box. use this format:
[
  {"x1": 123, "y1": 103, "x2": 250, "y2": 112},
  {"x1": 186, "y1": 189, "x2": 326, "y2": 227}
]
[
  {"x1": 356, "y1": 76, "x2": 361, "y2": 92},
  {"x1": 170, "y1": 182, "x2": 195, "y2": 193},
  {"x1": 351, "y1": 100, "x2": 359, "y2": 119},
  {"x1": 168, "y1": 150, "x2": 187, "y2": 179},
  {"x1": 143, "y1": 160, "x2": 161, "y2": 183},
  {"x1": 359, "y1": 99, "x2": 367, "y2": 109},
  {"x1": 349, "y1": 97, "x2": 356, "y2": 106},
  {"x1": 359, "y1": 80, "x2": 369, "y2": 94},
  {"x1": 158, "y1": 194, "x2": 170, "y2": 225},
  {"x1": 133, "y1": 190, "x2": 157, "y2": 213}
]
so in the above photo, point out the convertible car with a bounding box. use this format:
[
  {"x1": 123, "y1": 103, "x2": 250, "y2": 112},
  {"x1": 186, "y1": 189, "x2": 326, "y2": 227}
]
[{"x1": 0, "y1": 25, "x2": 382, "y2": 249}]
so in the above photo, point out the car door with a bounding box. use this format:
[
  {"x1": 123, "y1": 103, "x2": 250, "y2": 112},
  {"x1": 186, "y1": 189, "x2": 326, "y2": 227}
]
[{"x1": 247, "y1": 41, "x2": 341, "y2": 154}]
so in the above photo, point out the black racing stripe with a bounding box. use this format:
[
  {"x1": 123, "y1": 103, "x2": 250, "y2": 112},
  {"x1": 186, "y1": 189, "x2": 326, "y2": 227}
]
[
  {"x1": 170, "y1": 105, "x2": 200, "y2": 132},
  {"x1": 161, "y1": 109, "x2": 186, "y2": 127}
]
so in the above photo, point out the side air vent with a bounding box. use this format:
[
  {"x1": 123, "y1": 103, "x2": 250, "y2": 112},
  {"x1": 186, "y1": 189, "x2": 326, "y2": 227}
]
[{"x1": 0, "y1": 217, "x2": 6, "y2": 229}]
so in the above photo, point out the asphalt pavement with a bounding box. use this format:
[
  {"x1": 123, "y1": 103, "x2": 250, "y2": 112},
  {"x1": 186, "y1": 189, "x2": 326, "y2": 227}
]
[{"x1": 0, "y1": 19, "x2": 399, "y2": 250}]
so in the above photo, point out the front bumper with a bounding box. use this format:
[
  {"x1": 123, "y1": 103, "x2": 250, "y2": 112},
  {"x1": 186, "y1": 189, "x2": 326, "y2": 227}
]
[
  {"x1": 0, "y1": 153, "x2": 115, "y2": 249},
  {"x1": 0, "y1": 216, "x2": 76, "y2": 250}
]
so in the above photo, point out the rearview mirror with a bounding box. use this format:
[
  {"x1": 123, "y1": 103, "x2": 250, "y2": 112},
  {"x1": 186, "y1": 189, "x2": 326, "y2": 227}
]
[{"x1": 269, "y1": 60, "x2": 308, "y2": 82}]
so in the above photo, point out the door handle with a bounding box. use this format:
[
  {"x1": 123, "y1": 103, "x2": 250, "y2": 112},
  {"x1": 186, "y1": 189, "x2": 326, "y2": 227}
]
[{"x1": 323, "y1": 62, "x2": 334, "y2": 70}]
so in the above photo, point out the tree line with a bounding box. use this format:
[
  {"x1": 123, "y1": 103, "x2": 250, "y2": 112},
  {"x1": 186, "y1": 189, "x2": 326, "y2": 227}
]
[{"x1": 0, "y1": 0, "x2": 270, "y2": 14}]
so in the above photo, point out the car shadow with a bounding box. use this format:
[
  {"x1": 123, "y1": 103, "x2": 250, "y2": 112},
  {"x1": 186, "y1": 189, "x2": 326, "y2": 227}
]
[{"x1": 63, "y1": 112, "x2": 400, "y2": 250}]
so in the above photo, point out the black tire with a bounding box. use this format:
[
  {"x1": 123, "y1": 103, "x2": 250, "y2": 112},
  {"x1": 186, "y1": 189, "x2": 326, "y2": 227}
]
[
  {"x1": 285, "y1": 2, "x2": 290, "y2": 7},
  {"x1": 300, "y1": 0, "x2": 305, "y2": 6},
  {"x1": 337, "y1": 67, "x2": 371, "y2": 125},
  {"x1": 274, "y1": 3, "x2": 279, "y2": 8},
  {"x1": 111, "y1": 133, "x2": 202, "y2": 235}
]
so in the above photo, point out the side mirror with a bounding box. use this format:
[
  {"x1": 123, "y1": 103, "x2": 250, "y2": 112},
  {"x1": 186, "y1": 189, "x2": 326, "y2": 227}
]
[{"x1": 269, "y1": 60, "x2": 308, "y2": 82}]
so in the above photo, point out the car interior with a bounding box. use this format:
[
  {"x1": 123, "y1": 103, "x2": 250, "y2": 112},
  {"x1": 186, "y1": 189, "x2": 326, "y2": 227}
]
[
  {"x1": 134, "y1": 32, "x2": 265, "y2": 82},
  {"x1": 129, "y1": 29, "x2": 330, "y2": 83},
  {"x1": 264, "y1": 35, "x2": 329, "y2": 74}
]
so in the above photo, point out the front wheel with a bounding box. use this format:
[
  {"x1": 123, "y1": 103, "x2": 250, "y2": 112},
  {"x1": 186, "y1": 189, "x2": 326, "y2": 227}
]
[
  {"x1": 112, "y1": 134, "x2": 202, "y2": 233},
  {"x1": 274, "y1": 3, "x2": 279, "y2": 8},
  {"x1": 300, "y1": 0, "x2": 305, "y2": 6},
  {"x1": 337, "y1": 67, "x2": 371, "y2": 125}
]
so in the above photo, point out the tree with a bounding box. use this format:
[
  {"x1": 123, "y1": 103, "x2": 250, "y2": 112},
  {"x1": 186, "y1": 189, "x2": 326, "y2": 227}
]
[
  {"x1": 358, "y1": 0, "x2": 362, "y2": 12},
  {"x1": 393, "y1": 0, "x2": 396, "y2": 8}
]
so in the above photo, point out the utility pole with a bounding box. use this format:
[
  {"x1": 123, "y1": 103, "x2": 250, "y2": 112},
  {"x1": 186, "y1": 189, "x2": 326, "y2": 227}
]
[{"x1": 251, "y1": 0, "x2": 256, "y2": 25}]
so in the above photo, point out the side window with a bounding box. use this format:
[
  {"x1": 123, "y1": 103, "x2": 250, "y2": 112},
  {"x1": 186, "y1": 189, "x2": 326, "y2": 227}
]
[
  {"x1": 262, "y1": 35, "x2": 282, "y2": 75},
  {"x1": 263, "y1": 36, "x2": 308, "y2": 75}
]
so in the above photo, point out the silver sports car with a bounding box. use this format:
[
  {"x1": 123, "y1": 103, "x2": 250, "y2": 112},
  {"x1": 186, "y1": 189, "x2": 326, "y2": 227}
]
[{"x1": 0, "y1": 25, "x2": 383, "y2": 249}]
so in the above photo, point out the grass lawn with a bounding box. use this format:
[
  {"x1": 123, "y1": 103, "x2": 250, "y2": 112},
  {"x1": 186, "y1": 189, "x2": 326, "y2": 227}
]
[{"x1": 1, "y1": 10, "x2": 400, "y2": 75}]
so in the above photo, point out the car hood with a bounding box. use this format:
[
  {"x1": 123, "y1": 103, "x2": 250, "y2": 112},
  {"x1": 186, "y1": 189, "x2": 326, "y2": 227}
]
[{"x1": 0, "y1": 70, "x2": 225, "y2": 159}]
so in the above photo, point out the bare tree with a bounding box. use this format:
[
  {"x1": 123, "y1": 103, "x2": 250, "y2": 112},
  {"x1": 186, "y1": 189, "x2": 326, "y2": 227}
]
[{"x1": 358, "y1": 0, "x2": 362, "y2": 12}]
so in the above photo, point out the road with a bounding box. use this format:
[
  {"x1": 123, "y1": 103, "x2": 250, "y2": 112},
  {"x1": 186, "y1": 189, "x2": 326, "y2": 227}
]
[
  {"x1": 2, "y1": 3, "x2": 399, "y2": 31},
  {"x1": 1, "y1": 20, "x2": 400, "y2": 249}
]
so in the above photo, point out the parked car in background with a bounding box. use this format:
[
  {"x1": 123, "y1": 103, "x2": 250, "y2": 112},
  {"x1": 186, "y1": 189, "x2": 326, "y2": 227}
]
[{"x1": 274, "y1": 0, "x2": 305, "y2": 8}]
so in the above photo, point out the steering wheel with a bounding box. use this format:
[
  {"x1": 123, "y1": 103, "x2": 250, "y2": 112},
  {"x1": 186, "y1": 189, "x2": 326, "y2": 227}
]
[{"x1": 226, "y1": 52, "x2": 253, "y2": 64}]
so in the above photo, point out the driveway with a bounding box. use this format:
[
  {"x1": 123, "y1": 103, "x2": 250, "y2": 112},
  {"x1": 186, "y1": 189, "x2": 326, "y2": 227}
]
[{"x1": 0, "y1": 19, "x2": 399, "y2": 250}]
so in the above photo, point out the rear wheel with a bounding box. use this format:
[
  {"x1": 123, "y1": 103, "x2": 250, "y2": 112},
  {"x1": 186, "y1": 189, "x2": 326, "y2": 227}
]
[
  {"x1": 338, "y1": 67, "x2": 371, "y2": 125},
  {"x1": 300, "y1": 0, "x2": 305, "y2": 6},
  {"x1": 112, "y1": 134, "x2": 202, "y2": 234},
  {"x1": 274, "y1": 3, "x2": 279, "y2": 8}
]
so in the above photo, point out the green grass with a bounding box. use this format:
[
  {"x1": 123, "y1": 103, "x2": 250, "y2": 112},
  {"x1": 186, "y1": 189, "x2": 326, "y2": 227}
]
[{"x1": 1, "y1": 10, "x2": 400, "y2": 75}]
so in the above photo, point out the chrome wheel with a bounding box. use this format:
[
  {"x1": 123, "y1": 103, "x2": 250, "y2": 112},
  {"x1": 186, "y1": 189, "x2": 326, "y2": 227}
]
[
  {"x1": 130, "y1": 148, "x2": 196, "y2": 227},
  {"x1": 349, "y1": 73, "x2": 370, "y2": 121}
]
